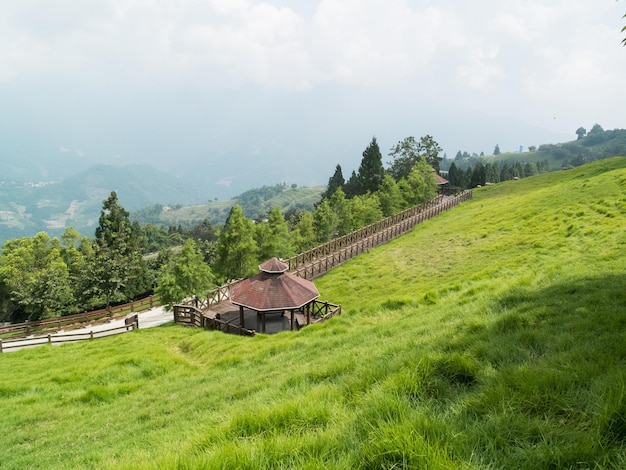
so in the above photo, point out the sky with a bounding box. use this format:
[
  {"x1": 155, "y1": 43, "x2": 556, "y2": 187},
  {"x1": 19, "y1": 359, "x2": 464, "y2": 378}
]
[{"x1": 1, "y1": 0, "x2": 625, "y2": 197}]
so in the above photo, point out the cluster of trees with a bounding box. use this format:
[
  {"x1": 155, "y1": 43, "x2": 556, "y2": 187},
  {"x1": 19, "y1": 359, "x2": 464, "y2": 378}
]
[
  {"x1": 0, "y1": 135, "x2": 441, "y2": 322},
  {"x1": 541, "y1": 125, "x2": 626, "y2": 167},
  {"x1": 213, "y1": 135, "x2": 440, "y2": 281},
  {"x1": 447, "y1": 159, "x2": 550, "y2": 189},
  {"x1": 0, "y1": 192, "x2": 154, "y2": 322}
]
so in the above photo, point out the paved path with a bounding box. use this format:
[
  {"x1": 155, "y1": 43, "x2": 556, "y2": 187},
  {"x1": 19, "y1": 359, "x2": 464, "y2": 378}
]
[{"x1": 1, "y1": 307, "x2": 173, "y2": 353}]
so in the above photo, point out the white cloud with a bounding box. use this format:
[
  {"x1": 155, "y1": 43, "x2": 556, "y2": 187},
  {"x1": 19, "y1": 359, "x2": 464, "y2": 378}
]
[{"x1": 0, "y1": 0, "x2": 624, "y2": 135}]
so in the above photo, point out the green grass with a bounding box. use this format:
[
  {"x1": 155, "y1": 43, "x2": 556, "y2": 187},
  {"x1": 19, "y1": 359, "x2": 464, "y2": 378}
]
[{"x1": 1, "y1": 158, "x2": 625, "y2": 469}]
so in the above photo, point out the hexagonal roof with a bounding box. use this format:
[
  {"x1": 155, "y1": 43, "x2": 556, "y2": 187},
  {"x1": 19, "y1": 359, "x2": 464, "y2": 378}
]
[{"x1": 229, "y1": 258, "x2": 319, "y2": 311}]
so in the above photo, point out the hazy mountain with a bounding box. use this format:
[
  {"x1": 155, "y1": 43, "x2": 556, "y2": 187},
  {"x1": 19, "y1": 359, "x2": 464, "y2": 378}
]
[{"x1": 0, "y1": 164, "x2": 212, "y2": 243}]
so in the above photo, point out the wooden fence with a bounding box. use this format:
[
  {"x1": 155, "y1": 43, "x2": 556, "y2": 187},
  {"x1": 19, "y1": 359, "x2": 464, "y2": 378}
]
[
  {"x1": 0, "y1": 296, "x2": 158, "y2": 340},
  {"x1": 0, "y1": 315, "x2": 139, "y2": 353},
  {"x1": 173, "y1": 304, "x2": 256, "y2": 336},
  {"x1": 175, "y1": 191, "x2": 471, "y2": 332},
  {"x1": 286, "y1": 191, "x2": 472, "y2": 280},
  {"x1": 173, "y1": 299, "x2": 342, "y2": 335}
]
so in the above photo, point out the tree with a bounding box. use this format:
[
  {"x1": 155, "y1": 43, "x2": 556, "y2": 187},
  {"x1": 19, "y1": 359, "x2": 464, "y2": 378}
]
[
  {"x1": 377, "y1": 174, "x2": 405, "y2": 217},
  {"x1": 291, "y1": 211, "x2": 316, "y2": 253},
  {"x1": 322, "y1": 164, "x2": 345, "y2": 200},
  {"x1": 576, "y1": 127, "x2": 587, "y2": 140},
  {"x1": 214, "y1": 205, "x2": 258, "y2": 281},
  {"x1": 0, "y1": 233, "x2": 76, "y2": 321},
  {"x1": 493, "y1": 144, "x2": 501, "y2": 156},
  {"x1": 388, "y1": 136, "x2": 420, "y2": 181},
  {"x1": 469, "y1": 162, "x2": 486, "y2": 187},
  {"x1": 357, "y1": 137, "x2": 385, "y2": 194},
  {"x1": 389, "y1": 135, "x2": 443, "y2": 179},
  {"x1": 343, "y1": 170, "x2": 361, "y2": 199},
  {"x1": 329, "y1": 188, "x2": 355, "y2": 237},
  {"x1": 155, "y1": 239, "x2": 215, "y2": 310},
  {"x1": 92, "y1": 191, "x2": 147, "y2": 309},
  {"x1": 313, "y1": 199, "x2": 337, "y2": 244},
  {"x1": 417, "y1": 135, "x2": 443, "y2": 172},
  {"x1": 351, "y1": 193, "x2": 383, "y2": 228},
  {"x1": 399, "y1": 157, "x2": 437, "y2": 206},
  {"x1": 257, "y1": 207, "x2": 293, "y2": 260},
  {"x1": 447, "y1": 161, "x2": 465, "y2": 189}
]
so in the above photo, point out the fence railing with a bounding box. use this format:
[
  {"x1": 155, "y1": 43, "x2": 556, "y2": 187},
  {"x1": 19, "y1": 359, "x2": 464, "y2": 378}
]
[
  {"x1": 173, "y1": 299, "x2": 341, "y2": 335},
  {"x1": 0, "y1": 296, "x2": 158, "y2": 339},
  {"x1": 173, "y1": 304, "x2": 256, "y2": 336},
  {"x1": 0, "y1": 315, "x2": 139, "y2": 353},
  {"x1": 286, "y1": 191, "x2": 472, "y2": 279}
]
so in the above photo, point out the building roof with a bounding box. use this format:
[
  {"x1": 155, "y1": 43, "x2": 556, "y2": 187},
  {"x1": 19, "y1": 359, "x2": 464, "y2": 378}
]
[
  {"x1": 435, "y1": 174, "x2": 449, "y2": 185},
  {"x1": 259, "y1": 257, "x2": 289, "y2": 273},
  {"x1": 229, "y1": 258, "x2": 320, "y2": 311}
]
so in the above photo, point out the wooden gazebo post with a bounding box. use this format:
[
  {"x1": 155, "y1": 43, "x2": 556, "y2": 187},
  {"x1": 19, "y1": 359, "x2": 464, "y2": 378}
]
[{"x1": 239, "y1": 305, "x2": 245, "y2": 329}]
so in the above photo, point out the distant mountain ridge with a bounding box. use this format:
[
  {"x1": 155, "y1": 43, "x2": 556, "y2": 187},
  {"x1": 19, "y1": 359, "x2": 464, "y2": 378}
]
[{"x1": 0, "y1": 163, "x2": 210, "y2": 243}]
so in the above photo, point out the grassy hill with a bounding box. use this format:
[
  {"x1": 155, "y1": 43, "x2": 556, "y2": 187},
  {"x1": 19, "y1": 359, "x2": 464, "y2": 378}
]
[
  {"x1": 132, "y1": 184, "x2": 326, "y2": 228},
  {"x1": 0, "y1": 158, "x2": 625, "y2": 469}
]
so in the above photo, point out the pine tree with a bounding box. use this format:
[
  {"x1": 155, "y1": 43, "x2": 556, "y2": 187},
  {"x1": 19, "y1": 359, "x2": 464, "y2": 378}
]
[
  {"x1": 92, "y1": 191, "x2": 147, "y2": 310},
  {"x1": 343, "y1": 170, "x2": 361, "y2": 198},
  {"x1": 322, "y1": 164, "x2": 345, "y2": 200},
  {"x1": 257, "y1": 207, "x2": 293, "y2": 260},
  {"x1": 357, "y1": 137, "x2": 385, "y2": 194},
  {"x1": 214, "y1": 205, "x2": 259, "y2": 281}
]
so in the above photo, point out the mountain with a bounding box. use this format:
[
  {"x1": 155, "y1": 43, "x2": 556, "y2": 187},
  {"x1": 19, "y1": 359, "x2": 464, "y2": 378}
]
[{"x1": 0, "y1": 164, "x2": 211, "y2": 243}]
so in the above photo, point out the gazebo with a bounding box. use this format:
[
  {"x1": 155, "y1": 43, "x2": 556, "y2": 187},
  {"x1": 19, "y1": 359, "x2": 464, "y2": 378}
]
[{"x1": 229, "y1": 257, "x2": 320, "y2": 333}]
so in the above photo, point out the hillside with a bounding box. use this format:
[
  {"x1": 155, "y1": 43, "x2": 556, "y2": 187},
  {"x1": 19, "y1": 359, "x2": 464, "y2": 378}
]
[
  {"x1": 448, "y1": 126, "x2": 626, "y2": 171},
  {"x1": 0, "y1": 158, "x2": 625, "y2": 468},
  {"x1": 132, "y1": 183, "x2": 325, "y2": 228},
  {"x1": 0, "y1": 164, "x2": 215, "y2": 243}
]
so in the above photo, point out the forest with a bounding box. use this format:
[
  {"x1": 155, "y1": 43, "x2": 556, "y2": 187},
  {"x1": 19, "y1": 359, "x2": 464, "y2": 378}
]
[
  {"x1": 0, "y1": 135, "x2": 441, "y2": 323},
  {"x1": 2, "y1": 126, "x2": 624, "y2": 323}
]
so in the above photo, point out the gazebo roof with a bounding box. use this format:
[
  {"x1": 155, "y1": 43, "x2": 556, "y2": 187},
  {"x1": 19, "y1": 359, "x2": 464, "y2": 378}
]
[
  {"x1": 435, "y1": 173, "x2": 449, "y2": 185},
  {"x1": 259, "y1": 257, "x2": 289, "y2": 273},
  {"x1": 229, "y1": 258, "x2": 320, "y2": 311}
]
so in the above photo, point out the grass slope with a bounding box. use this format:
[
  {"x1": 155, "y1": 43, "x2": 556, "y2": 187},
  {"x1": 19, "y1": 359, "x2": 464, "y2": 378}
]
[
  {"x1": 146, "y1": 185, "x2": 325, "y2": 227},
  {"x1": 0, "y1": 158, "x2": 625, "y2": 469}
]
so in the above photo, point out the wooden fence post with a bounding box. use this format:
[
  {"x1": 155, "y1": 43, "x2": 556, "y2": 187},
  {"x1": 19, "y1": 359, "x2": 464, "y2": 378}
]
[
  {"x1": 0, "y1": 339, "x2": 3, "y2": 353},
  {"x1": 48, "y1": 334, "x2": 52, "y2": 345},
  {"x1": 90, "y1": 330, "x2": 94, "y2": 340}
]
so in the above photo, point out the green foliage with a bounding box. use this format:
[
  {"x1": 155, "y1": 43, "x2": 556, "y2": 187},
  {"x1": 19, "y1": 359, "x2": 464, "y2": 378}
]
[
  {"x1": 313, "y1": 198, "x2": 337, "y2": 244},
  {"x1": 214, "y1": 205, "x2": 259, "y2": 281},
  {"x1": 290, "y1": 210, "x2": 316, "y2": 253},
  {"x1": 0, "y1": 233, "x2": 76, "y2": 320},
  {"x1": 356, "y1": 136, "x2": 385, "y2": 195},
  {"x1": 0, "y1": 159, "x2": 626, "y2": 469},
  {"x1": 256, "y1": 207, "x2": 294, "y2": 260},
  {"x1": 93, "y1": 191, "x2": 149, "y2": 308},
  {"x1": 377, "y1": 174, "x2": 405, "y2": 217},
  {"x1": 399, "y1": 157, "x2": 438, "y2": 206},
  {"x1": 155, "y1": 239, "x2": 215, "y2": 310},
  {"x1": 321, "y1": 164, "x2": 345, "y2": 200},
  {"x1": 329, "y1": 188, "x2": 355, "y2": 237}
]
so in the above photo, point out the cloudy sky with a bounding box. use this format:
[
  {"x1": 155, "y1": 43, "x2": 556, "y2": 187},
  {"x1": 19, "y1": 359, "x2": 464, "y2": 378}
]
[{"x1": 1, "y1": 0, "x2": 624, "y2": 195}]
